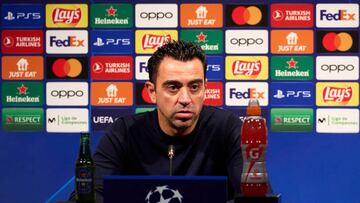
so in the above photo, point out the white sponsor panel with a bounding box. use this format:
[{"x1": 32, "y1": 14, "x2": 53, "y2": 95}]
[
  {"x1": 135, "y1": 56, "x2": 151, "y2": 80},
  {"x1": 135, "y1": 4, "x2": 178, "y2": 28},
  {"x1": 225, "y1": 30, "x2": 268, "y2": 54},
  {"x1": 316, "y1": 4, "x2": 359, "y2": 28},
  {"x1": 46, "y1": 108, "x2": 89, "y2": 132},
  {"x1": 46, "y1": 30, "x2": 88, "y2": 54},
  {"x1": 225, "y1": 82, "x2": 268, "y2": 106},
  {"x1": 316, "y1": 56, "x2": 359, "y2": 80},
  {"x1": 46, "y1": 82, "x2": 88, "y2": 106},
  {"x1": 316, "y1": 108, "x2": 359, "y2": 133}
]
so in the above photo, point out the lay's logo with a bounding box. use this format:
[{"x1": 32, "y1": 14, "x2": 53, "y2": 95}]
[
  {"x1": 316, "y1": 82, "x2": 358, "y2": 106},
  {"x1": 135, "y1": 30, "x2": 177, "y2": 54},
  {"x1": 232, "y1": 60, "x2": 261, "y2": 76},
  {"x1": 323, "y1": 86, "x2": 352, "y2": 103},
  {"x1": 46, "y1": 4, "x2": 88, "y2": 28},
  {"x1": 226, "y1": 56, "x2": 268, "y2": 80},
  {"x1": 142, "y1": 34, "x2": 171, "y2": 49}
]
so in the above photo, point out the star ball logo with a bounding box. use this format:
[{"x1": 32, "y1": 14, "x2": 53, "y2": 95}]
[
  {"x1": 46, "y1": 4, "x2": 88, "y2": 28},
  {"x1": 145, "y1": 185, "x2": 183, "y2": 203},
  {"x1": 317, "y1": 31, "x2": 358, "y2": 53},
  {"x1": 226, "y1": 5, "x2": 267, "y2": 27},
  {"x1": 270, "y1": 4, "x2": 313, "y2": 28},
  {"x1": 46, "y1": 57, "x2": 88, "y2": 79}
]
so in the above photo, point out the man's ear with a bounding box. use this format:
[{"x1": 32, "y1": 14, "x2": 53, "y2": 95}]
[{"x1": 145, "y1": 81, "x2": 156, "y2": 103}]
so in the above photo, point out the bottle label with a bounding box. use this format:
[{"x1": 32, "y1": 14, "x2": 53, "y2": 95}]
[{"x1": 76, "y1": 167, "x2": 94, "y2": 194}]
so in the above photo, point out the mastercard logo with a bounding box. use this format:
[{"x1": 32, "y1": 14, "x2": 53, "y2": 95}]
[
  {"x1": 322, "y1": 32, "x2": 353, "y2": 52},
  {"x1": 52, "y1": 58, "x2": 82, "y2": 78},
  {"x1": 231, "y1": 6, "x2": 262, "y2": 25}
]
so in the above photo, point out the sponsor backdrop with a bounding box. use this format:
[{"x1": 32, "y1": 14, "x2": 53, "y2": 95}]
[{"x1": 0, "y1": 0, "x2": 359, "y2": 203}]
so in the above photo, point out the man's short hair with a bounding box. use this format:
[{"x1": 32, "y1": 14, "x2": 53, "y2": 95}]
[{"x1": 147, "y1": 40, "x2": 207, "y2": 83}]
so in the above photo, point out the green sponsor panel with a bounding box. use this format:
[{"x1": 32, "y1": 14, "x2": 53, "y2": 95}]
[
  {"x1": 271, "y1": 56, "x2": 314, "y2": 80},
  {"x1": 90, "y1": 4, "x2": 133, "y2": 28},
  {"x1": 2, "y1": 82, "x2": 44, "y2": 106},
  {"x1": 271, "y1": 108, "x2": 313, "y2": 132},
  {"x1": 2, "y1": 108, "x2": 44, "y2": 131},
  {"x1": 180, "y1": 29, "x2": 223, "y2": 54},
  {"x1": 136, "y1": 108, "x2": 155, "y2": 114}
]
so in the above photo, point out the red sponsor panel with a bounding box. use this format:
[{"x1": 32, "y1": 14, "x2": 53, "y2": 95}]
[
  {"x1": 270, "y1": 4, "x2": 314, "y2": 28},
  {"x1": 90, "y1": 56, "x2": 133, "y2": 80},
  {"x1": 204, "y1": 81, "x2": 223, "y2": 106},
  {"x1": 2, "y1": 30, "x2": 43, "y2": 54}
]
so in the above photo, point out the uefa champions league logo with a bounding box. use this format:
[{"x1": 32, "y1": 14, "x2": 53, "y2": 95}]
[{"x1": 145, "y1": 185, "x2": 183, "y2": 203}]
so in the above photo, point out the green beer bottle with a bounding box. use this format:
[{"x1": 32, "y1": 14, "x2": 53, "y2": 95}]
[{"x1": 75, "y1": 133, "x2": 95, "y2": 203}]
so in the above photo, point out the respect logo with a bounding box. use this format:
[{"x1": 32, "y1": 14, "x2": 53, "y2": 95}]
[
  {"x1": 46, "y1": 4, "x2": 88, "y2": 28},
  {"x1": 226, "y1": 5, "x2": 267, "y2": 27},
  {"x1": 226, "y1": 56, "x2": 268, "y2": 80},
  {"x1": 317, "y1": 31, "x2": 358, "y2": 53},
  {"x1": 316, "y1": 82, "x2": 359, "y2": 106},
  {"x1": 271, "y1": 108, "x2": 313, "y2": 132}
]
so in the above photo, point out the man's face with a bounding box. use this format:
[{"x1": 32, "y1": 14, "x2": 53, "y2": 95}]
[{"x1": 146, "y1": 57, "x2": 206, "y2": 136}]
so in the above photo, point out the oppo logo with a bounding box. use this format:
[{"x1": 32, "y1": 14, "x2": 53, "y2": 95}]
[
  {"x1": 50, "y1": 90, "x2": 84, "y2": 98},
  {"x1": 321, "y1": 64, "x2": 355, "y2": 73},
  {"x1": 140, "y1": 12, "x2": 173, "y2": 20},
  {"x1": 230, "y1": 38, "x2": 263, "y2": 46}
]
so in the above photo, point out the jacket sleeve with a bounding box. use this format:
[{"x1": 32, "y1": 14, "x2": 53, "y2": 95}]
[{"x1": 93, "y1": 119, "x2": 128, "y2": 203}]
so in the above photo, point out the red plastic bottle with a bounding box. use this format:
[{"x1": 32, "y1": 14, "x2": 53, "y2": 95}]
[{"x1": 241, "y1": 99, "x2": 269, "y2": 196}]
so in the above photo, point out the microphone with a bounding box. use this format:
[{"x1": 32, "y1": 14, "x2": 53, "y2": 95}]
[{"x1": 168, "y1": 145, "x2": 175, "y2": 176}]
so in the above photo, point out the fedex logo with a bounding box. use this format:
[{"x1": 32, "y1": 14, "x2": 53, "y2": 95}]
[
  {"x1": 135, "y1": 56, "x2": 151, "y2": 80},
  {"x1": 316, "y1": 4, "x2": 359, "y2": 28},
  {"x1": 49, "y1": 36, "x2": 84, "y2": 47},
  {"x1": 320, "y1": 9, "x2": 356, "y2": 21},
  {"x1": 225, "y1": 82, "x2": 268, "y2": 106},
  {"x1": 46, "y1": 30, "x2": 88, "y2": 54},
  {"x1": 229, "y1": 88, "x2": 264, "y2": 99}
]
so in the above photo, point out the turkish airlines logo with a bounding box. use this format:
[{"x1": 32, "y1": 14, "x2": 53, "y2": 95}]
[
  {"x1": 271, "y1": 4, "x2": 313, "y2": 27},
  {"x1": 2, "y1": 30, "x2": 43, "y2": 54},
  {"x1": 232, "y1": 60, "x2": 261, "y2": 76},
  {"x1": 227, "y1": 5, "x2": 267, "y2": 27},
  {"x1": 323, "y1": 86, "x2": 352, "y2": 103},
  {"x1": 52, "y1": 8, "x2": 81, "y2": 24},
  {"x1": 316, "y1": 4, "x2": 359, "y2": 28},
  {"x1": 142, "y1": 34, "x2": 171, "y2": 49},
  {"x1": 91, "y1": 56, "x2": 133, "y2": 80},
  {"x1": 204, "y1": 82, "x2": 223, "y2": 106}
]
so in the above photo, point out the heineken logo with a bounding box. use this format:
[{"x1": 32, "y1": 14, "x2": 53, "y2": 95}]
[
  {"x1": 271, "y1": 56, "x2": 313, "y2": 80},
  {"x1": 196, "y1": 32, "x2": 207, "y2": 42},
  {"x1": 2, "y1": 82, "x2": 43, "y2": 106},
  {"x1": 181, "y1": 29, "x2": 223, "y2": 54},
  {"x1": 91, "y1": 4, "x2": 133, "y2": 28}
]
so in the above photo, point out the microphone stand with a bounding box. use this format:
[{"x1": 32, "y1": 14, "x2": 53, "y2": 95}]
[{"x1": 168, "y1": 145, "x2": 175, "y2": 176}]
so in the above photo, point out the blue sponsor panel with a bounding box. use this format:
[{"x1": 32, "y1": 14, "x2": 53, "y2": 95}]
[
  {"x1": 206, "y1": 56, "x2": 224, "y2": 80},
  {"x1": 90, "y1": 30, "x2": 133, "y2": 54},
  {"x1": 91, "y1": 108, "x2": 134, "y2": 131},
  {"x1": 1, "y1": 4, "x2": 43, "y2": 28},
  {"x1": 270, "y1": 82, "x2": 314, "y2": 106}
]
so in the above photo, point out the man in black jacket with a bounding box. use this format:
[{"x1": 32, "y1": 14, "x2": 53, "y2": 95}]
[{"x1": 93, "y1": 40, "x2": 242, "y2": 202}]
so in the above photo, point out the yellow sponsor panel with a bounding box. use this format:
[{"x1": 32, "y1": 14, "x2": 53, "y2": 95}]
[
  {"x1": 46, "y1": 4, "x2": 88, "y2": 28},
  {"x1": 225, "y1": 56, "x2": 268, "y2": 80},
  {"x1": 135, "y1": 30, "x2": 178, "y2": 54},
  {"x1": 316, "y1": 82, "x2": 359, "y2": 106}
]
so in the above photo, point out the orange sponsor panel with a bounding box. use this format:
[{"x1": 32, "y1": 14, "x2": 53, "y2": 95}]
[
  {"x1": 2, "y1": 56, "x2": 44, "y2": 80},
  {"x1": 91, "y1": 82, "x2": 133, "y2": 106},
  {"x1": 271, "y1": 30, "x2": 313, "y2": 54},
  {"x1": 180, "y1": 4, "x2": 223, "y2": 28}
]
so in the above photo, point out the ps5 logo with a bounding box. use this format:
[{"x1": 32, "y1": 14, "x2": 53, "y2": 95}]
[
  {"x1": 93, "y1": 37, "x2": 131, "y2": 47},
  {"x1": 273, "y1": 90, "x2": 311, "y2": 99},
  {"x1": 4, "y1": 11, "x2": 41, "y2": 21}
]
